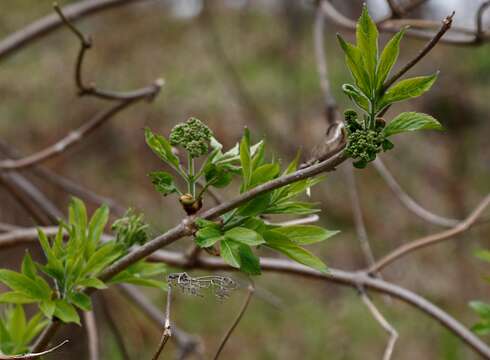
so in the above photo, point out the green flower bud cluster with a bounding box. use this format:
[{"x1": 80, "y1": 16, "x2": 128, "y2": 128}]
[
  {"x1": 169, "y1": 117, "x2": 213, "y2": 158},
  {"x1": 112, "y1": 209, "x2": 148, "y2": 249},
  {"x1": 344, "y1": 110, "x2": 393, "y2": 168}
]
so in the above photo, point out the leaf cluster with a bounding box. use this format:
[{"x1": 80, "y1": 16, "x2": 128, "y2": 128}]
[
  {"x1": 338, "y1": 6, "x2": 443, "y2": 168},
  {"x1": 0, "y1": 198, "x2": 166, "y2": 325},
  {"x1": 469, "y1": 250, "x2": 490, "y2": 335}
]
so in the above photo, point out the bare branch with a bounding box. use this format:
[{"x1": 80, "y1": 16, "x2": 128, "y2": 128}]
[
  {"x1": 382, "y1": 12, "x2": 454, "y2": 91},
  {"x1": 83, "y1": 311, "x2": 99, "y2": 360},
  {"x1": 148, "y1": 250, "x2": 490, "y2": 359},
  {"x1": 263, "y1": 214, "x2": 319, "y2": 227},
  {"x1": 320, "y1": 1, "x2": 484, "y2": 45},
  {"x1": 373, "y1": 158, "x2": 459, "y2": 227},
  {"x1": 213, "y1": 281, "x2": 255, "y2": 360},
  {"x1": 0, "y1": 0, "x2": 153, "y2": 61},
  {"x1": 151, "y1": 288, "x2": 172, "y2": 360},
  {"x1": 0, "y1": 96, "x2": 159, "y2": 171},
  {"x1": 314, "y1": 3, "x2": 337, "y2": 125},
  {"x1": 359, "y1": 291, "x2": 398, "y2": 360},
  {"x1": 476, "y1": 1, "x2": 490, "y2": 43},
  {"x1": 0, "y1": 340, "x2": 68, "y2": 360},
  {"x1": 368, "y1": 194, "x2": 490, "y2": 274}
]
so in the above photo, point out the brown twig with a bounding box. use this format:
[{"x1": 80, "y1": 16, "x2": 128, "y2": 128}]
[
  {"x1": 320, "y1": 1, "x2": 485, "y2": 45},
  {"x1": 382, "y1": 12, "x2": 454, "y2": 91},
  {"x1": 0, "y1": 0, "x2": 152, "y2": 61},
  {"x1": 476, "y1": 1, "x2": 490, "y2": 43},
  {"x1": 83, "y1": 311, "x2": 99, "y2": 360},
  {"x1": 213, "y1": 280, "x2": 255, "y2": 360},
  {"x1": 0, "y1": 340, "x2": 68, "y2": 359},
  {"x1": 359, "y1": 290, "x2": 398, "y2": 360},
  {"x1": 368, "y1": 194, "x2": 490, "y2": 274},
  {"x1": 373, "y1": 158, "x2": 459, "y2": 227},
  {"x1": 151, "y1": 287, "x2": 173, "y2": 360},
  {"x1": 148, "y1": 250, "x2": 490, "y2": 359}
]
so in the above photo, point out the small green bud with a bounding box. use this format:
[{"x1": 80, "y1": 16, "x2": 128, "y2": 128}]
[{"x1": 169, "y1": 117, "x2": 213, "y2": 158}]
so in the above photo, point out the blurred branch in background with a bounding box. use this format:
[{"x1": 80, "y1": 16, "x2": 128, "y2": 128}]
[{"x1": 83, "y1": 311, "x2": 100, "y2": 360}]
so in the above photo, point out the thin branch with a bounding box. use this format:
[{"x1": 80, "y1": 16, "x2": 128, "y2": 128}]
[
  {"x1": 345, "y1": 167, "x2": 376, "y2": 268},
  {"x1": 147, "y1": 250, "x2": 490, "y2": 359},
  {"x1": 368, "y1": 194, "x2": 490, "y2": 274},
  {"x1": 314, "y1": 3, "x2": 337, "y2": 125},
  {"x1": 83, "y1": 311, "x2": 99, "y2": 360},
  {"x1": 213, "y1": 281, "x2": 255, "y2": 360},
  {"x1": 54, "y1": 3, "x2": 164, "y2": 101},
  {"x1": 373, "y1": 158, "x2": 459, "y2": 227},
  {"x1": 0, "y1": 96, "x2": 158, "y2": 171},
  {"x1": 99, "y1": 294, "x2": 131, "y2": 360},
  {"x1": 359, "y1": 290, "x2": 398, "y2": 360},
  {"x1": 117, "y1": 284, "x2": 203, "y2": 359},
  {"x1": 151, "y1": 288, "x2": 172, "y2": 360},
  {"x1": 385, "y1": 0, "x2": 404, "y2": 18},
  {"x1": 383, "y1": 12, "x2": 454, "y2": 91},
  {"x1": 320, "y1": 0, "x2": 486, "y2": 45},
  {"x1": 0, "y1": 340, "x2": 68, "y2": 360},
  {"x1": 0, "y1": 0, "x2": 153, "y2": 61},
  {"x1": 263, "y1": 214, "x2": 319, "y2": 227}
]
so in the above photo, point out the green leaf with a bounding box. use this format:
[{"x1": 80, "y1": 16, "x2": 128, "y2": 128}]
[
  {"x1": 220, "y1": 239, "x2": 241, "y2": 268},
  {"x1": 271, "y1": 225, "x2": 339, "y2": 245},
  {"x1": 265, "y1": 201, "x2": 319, "y2": 215},
  {"x1": 204, "y1": 164, "x2": 233, "y2": 188},
  {"x1": 70, "y1": 292, "x2": 92, "y2": 312},
  {"x1": 195, "y1": 226, "x2": 223, "y2": 248},
  {"x1": 376, "y1": 28, "x2": 406, "y2": 90},
  {"x1": 342, "y1": 84, "x2": 370, "y2": 111},
  {"x1": 77, "y1": 278, "x2": 107, "y2": 290},
  {"x1": 149, "y1": 171, "x2": 179, "y2": 196},
  {"x1": 249, "y1": 163, "x2": 280, "y2": 189},
  {"x1": 225, "y1": 227, "x2": 265, "y2": 246},
  {"x1": 0, "y1": 292, "x2": 37, "y2": 304},
  {"x1": 472, "y1": 322, "x2": 490, "y2": 335},
  {"x1": 87, "y1": 204, "x2": 109, "y2": 257},
  {"x1": 69, "y1": 197, "x2": 88, "y2": 243},
  {"x1": 21, "y1": 252, "x2": 37, "y2": 280},
  {"x1": 144, "y1": 128, "x2": 180, "y2": 169},
  {"x1": 23, "y1": 312, "x2": 48, "y2": 345},
  {"x1": 237, "y1": 245, "x2": 261, "y2": 275},
  {"x1": 263, "y1": 231, "x2": 328, "y2": 273},
  {"x1": 470, "y1": 301, "x2": 490, "y2": 318},
  {"x1": 39, "y1": 300, "x2": 55, "y2": 318},
  {"x1": 383, "y1": 112, "x2": 443, "y2": 137},
  {"x1": 10, "y1": 305, "x2": 26, "y2": 346},
  {"x1": 0, "y1": 270, "x2": 51, "y2": 301},
  {"x1": 336, "y1": 34, "x2": 370, "y2": 95},
  {"x1": 378, "y1": 74, "x2": 437, "y2": 110},
  {"x1": 237, "y1": 193, "x2": 271, "y2": 217},
  {"x1": 240, "y1": 128, "x2": 252, "y2": 191},
  {"x1": 54, "y1": 300, "x2": 80, "y2": 325},
  {"x1": 356, "y1": 4, "x2": 378, "y2": 87}
]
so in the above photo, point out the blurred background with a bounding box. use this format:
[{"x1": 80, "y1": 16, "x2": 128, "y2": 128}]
[{"x1": 0, "y1": 0, "x2": 489, "y2": 359}]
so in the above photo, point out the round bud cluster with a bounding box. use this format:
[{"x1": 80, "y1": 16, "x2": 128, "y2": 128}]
[
  {"x1": 345, "y1": 129, "x2": 385, "y2": 165},
  {"x1": 169, "y1": 117, "x2": 213, "y2": 158}
]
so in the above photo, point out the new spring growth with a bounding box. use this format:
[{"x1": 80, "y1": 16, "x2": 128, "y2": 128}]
[{"x1": 169, "y1": 117, "x2": 213, "y2": 158}]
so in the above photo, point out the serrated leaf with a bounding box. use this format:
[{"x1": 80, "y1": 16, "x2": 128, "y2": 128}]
[
  {"x1": 78, "y1": 278, "x2": 107, "y2": 290},
  {"x1": 0, "y1": 292, "x2": 37, "y2": 304},
  {"x1": 21, "y1": 252, "x2": 37, "y2": 280},
  {"x1": 149, "y1": 171, "x2": 179, "y2": 196},
  {"x1": 23, "y1": 312, "x2": 48, "y2": 345},
  {"x1": 249, "y1": 163, "x2": 280, "y2": 188},
  {"x1": 225, "y1": 227, "x2": 265, "y2": 246},
  {"x1": 220, "y1": 239, "x2": 241, "y2": 268},
  {"x1": 337, "y1": 34, "x2": 370, "y2": 95},
  {"x1": 263, "y1": 231, "x2": 328, "y2": 273},
  {"x1": 237, "y1": 245, "x2": 261, "y2": 275},
  {"x1": 87, "y1": 204, "x2": 109, "y2": 257},
  {"x1": 40, "y1": 300, "x2": 56, "y2": 319},
  {"x1": 237, "y1": 193, "x2": 271, "y2": 217},
  {"x1": 144, "y1": 128, "x2": 180, "y2": 169},
  {"x1": 356, "y1": 5, "x2": 378, "y2": 87},
  {"x1": 0, "y1": 270, "x2": 51, "y2": 301},
  {"x1": 204, "y1": 163, "x2": 233, "y2": 188},
  {"x1": 378, "y1": 74, "x2": 437, "y2": 110},
  {"x1": 376, "y1": 28, "x2": 406, "y2": 90},
  {"x1": 70, "y1": 292, "x2": 92, "y2": 312},
  {"x1": 54, "y1": 300, "x2": 80, "y2": 325},
  {"x1": 342, "y1": 83, "x2": 370, "y2": 111},
  {"x1": 383, "y1": 112, "x2": 443, "y2": 137},
  {"x1": 195, "y1": 226, "x2": 223, "y2": 248},
  {"x1": 271, "y1": 225, "x2": 339, "y2": 245}
]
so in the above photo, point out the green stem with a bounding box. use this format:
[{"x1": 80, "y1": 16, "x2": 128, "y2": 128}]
[{"x1": 187, "y1": 156, "x2": 195, "y2": 197}]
